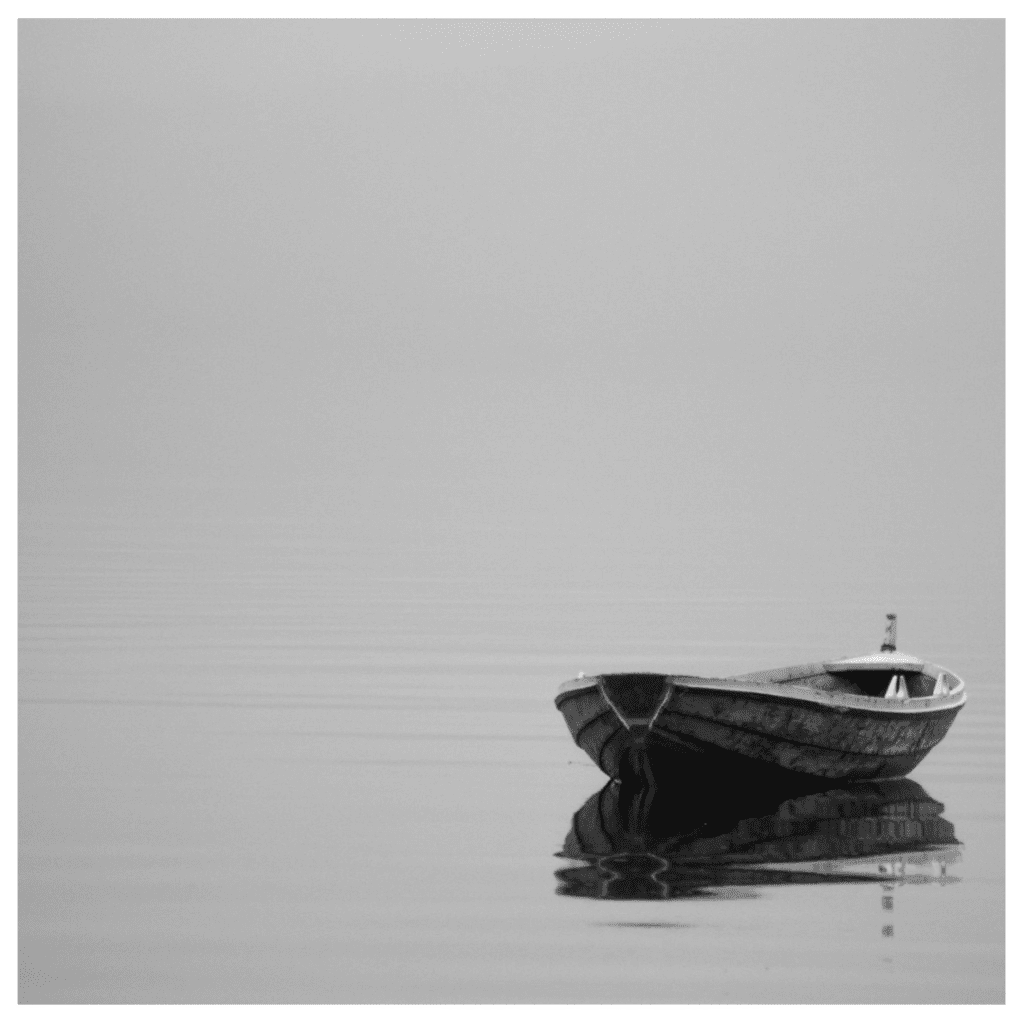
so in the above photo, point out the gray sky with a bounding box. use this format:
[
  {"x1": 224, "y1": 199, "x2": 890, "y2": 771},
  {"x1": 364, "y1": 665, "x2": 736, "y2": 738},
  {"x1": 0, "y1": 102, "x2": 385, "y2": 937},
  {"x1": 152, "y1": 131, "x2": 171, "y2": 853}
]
[{"x1": 19, "y1": 19, "x2": 1004, "y2": 597}]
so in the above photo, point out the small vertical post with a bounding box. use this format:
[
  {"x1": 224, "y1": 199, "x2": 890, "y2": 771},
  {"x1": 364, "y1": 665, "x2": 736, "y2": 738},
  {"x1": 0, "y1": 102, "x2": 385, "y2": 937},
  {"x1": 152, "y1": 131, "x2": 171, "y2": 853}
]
[{"x1": 881, "y1": 613, "x2": 897, "y2": 653}]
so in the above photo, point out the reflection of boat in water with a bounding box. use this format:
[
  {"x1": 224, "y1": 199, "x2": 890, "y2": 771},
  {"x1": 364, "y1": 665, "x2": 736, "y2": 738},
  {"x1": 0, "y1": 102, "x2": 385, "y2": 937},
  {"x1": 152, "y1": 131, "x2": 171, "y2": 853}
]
[
  {"x1": 556, "y1": 776, "x2": 960, "y2": 900},
  {"x1": 555, "y1": 615, "x2": 965, "y2": 783}
]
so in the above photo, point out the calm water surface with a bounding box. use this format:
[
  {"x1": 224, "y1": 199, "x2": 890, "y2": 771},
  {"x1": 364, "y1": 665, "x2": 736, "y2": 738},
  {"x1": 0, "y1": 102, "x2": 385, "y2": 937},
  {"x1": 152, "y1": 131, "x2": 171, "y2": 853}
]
[{"x1": 19, "y1": 498, "x2": 1004, "y2": 1003}]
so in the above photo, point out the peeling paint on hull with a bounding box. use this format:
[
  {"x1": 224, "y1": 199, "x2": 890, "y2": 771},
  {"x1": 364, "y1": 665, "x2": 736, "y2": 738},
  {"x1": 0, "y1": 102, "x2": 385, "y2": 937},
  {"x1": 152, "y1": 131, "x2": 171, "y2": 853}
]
[{"x1": 555, "y1": 664, "x2": 965, "y2": 783}]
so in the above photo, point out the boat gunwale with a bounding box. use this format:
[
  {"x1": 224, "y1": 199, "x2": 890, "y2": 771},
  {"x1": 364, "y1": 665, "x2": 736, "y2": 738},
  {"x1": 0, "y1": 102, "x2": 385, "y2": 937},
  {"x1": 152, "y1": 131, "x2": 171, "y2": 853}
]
[{"x1": 556, "y1": 662, "x2": 966, "y2": 716}]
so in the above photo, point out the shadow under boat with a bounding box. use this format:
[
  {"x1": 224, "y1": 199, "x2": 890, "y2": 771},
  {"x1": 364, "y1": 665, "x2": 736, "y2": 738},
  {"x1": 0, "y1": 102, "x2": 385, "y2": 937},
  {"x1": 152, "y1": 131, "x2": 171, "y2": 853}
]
[{"x1": 555, "y1": 771, "x2": 960, "y2": 901}]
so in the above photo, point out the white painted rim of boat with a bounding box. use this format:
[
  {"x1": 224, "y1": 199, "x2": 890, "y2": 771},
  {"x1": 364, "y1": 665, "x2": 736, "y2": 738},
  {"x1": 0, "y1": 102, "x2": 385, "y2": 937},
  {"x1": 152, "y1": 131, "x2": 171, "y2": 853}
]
[
  {"x1": 556, "y1": 664, "x2": 966, "y2": 714},
  {"x1": 823, "y1": 648, "x2": 925, "y2": 671},
  {"x1": 664, "y1": 667, "x2": 966, "y2": 714}
]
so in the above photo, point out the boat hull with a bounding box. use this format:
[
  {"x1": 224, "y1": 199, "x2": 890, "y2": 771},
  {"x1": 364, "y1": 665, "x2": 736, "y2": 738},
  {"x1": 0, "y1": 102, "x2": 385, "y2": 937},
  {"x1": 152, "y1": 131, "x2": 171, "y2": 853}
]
[{"x1": 556, "y1": 671, "x2": 964, "y2": 783}]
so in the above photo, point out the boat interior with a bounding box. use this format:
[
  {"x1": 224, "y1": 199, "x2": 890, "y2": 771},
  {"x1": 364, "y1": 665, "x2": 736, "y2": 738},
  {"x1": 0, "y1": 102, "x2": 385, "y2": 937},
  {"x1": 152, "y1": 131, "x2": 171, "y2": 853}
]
[
  {"x1": 590, "y1": 665, "x2": 958, "y2": 708},
  {"x1": 751, "y1": 666, "x2": 960, "y2": 700},
  {"x1": 818, "y1": 670, "x2": 939, "y2": 699}
]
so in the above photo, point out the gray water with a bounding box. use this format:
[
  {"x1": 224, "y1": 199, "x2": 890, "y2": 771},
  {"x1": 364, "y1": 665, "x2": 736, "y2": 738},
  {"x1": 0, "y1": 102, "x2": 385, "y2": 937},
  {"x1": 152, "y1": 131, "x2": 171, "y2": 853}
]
[
  {"x1": 19, "y1": 488, "x2": 1004, "y2": 1004},
  {"x1": 19, "y1": 18, "x2": 1004, "y2": 1005}
]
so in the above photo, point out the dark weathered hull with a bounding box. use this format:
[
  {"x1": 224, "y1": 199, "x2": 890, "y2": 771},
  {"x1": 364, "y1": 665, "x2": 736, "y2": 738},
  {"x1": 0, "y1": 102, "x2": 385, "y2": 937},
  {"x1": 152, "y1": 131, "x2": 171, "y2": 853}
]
[{"x1": 555, "y1": 671, "x2": 964, "y2": 783}]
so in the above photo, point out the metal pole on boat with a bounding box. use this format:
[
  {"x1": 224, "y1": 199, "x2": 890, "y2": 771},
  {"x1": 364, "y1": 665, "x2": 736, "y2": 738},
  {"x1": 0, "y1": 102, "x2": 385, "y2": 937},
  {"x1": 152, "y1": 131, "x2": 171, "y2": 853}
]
[{"x1": 882, "y1": 613, "x2": 897, "y2": 652}]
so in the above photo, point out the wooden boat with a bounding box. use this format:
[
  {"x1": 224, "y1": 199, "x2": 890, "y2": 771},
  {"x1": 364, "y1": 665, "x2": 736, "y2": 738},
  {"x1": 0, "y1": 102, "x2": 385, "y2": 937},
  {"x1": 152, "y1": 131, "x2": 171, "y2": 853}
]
[
  {"x1": 556, "y1": 776, "x2": 960, "y2": 900},
  {"x1": 555, "y1": 615, "x2": 966, "y2": 783}
]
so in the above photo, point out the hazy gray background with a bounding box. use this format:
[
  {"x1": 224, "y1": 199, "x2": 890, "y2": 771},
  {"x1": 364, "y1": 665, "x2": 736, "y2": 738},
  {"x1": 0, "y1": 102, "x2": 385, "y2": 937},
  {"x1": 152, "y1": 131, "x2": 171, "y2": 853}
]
[
  {"x1": 20, "y1": 20, "x2": 1004, "y2": 1003},
  {"x1": 21, "y1": 19, "x2": 1003, "y2": 595}
]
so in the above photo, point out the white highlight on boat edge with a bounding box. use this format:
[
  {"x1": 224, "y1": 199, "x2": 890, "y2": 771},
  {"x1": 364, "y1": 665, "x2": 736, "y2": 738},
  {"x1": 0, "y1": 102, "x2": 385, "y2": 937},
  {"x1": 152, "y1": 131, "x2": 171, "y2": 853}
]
[{"x1": 557, "y1": 662, "x2": 966, "y2": 716}]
